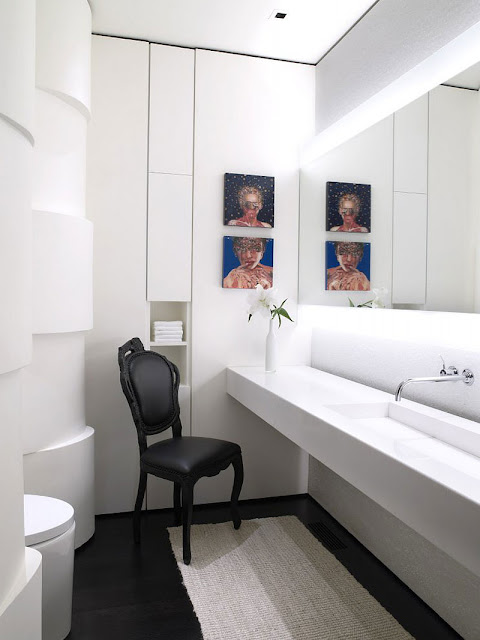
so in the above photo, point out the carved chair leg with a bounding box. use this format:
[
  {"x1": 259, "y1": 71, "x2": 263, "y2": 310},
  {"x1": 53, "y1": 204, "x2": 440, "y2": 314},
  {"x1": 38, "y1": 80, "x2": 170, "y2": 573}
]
[
  {"x1": 134, "y1": 470, "x2": 147, "y2": 544},
  {"x1": 231, "y1": 454, "x2": 243, "y2": 530},
  {"x1": 182, "y1": 482, "x2": 194, "y2": 565},
  {"x1": 173, "y1": 482, "x2": 182, "y2": 525}
]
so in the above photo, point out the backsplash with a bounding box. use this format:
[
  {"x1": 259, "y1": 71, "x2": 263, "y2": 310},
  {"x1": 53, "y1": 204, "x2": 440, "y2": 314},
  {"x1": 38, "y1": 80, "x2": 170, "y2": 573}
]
[{"x1": 303, "y1": 306, "x2": 480, "y2": 423}]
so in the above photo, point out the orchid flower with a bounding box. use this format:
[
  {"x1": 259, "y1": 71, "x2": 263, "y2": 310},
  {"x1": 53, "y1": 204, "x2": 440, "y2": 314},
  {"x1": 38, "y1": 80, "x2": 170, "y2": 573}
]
[{"x1": 247, "y1": 285, "x2": 293, "y2": 327}]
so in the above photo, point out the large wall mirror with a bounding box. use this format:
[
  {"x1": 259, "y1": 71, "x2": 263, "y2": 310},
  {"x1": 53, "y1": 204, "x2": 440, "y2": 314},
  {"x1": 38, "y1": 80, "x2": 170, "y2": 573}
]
[{"x1": 299, "y1": 61, "x2": 480, "y2": 313}]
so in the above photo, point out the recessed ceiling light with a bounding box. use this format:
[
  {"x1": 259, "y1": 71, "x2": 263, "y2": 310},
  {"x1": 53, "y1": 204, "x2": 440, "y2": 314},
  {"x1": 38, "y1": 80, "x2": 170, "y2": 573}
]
[{"x1": 268, "y1": 10, "x2": 288, "y2": 20}]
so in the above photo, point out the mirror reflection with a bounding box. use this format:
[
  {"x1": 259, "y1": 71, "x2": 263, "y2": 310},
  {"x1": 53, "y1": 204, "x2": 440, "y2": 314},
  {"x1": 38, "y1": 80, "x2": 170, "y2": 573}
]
[{"x1": 299, "y1": 61, "x2": 480, "y2": 313}]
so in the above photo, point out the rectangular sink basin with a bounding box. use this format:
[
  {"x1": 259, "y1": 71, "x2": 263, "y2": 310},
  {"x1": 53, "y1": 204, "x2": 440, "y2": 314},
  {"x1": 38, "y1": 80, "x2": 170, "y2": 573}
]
[{"x1": 327, "y1": 401, "x2": 480, "y2": 458}]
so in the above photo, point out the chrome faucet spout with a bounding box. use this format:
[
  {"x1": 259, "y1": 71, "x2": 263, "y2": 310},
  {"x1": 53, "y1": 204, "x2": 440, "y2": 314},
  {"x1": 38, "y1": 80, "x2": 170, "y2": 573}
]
[{"x1": 395, "y1": 370, "x2": 474, "y2": 402}]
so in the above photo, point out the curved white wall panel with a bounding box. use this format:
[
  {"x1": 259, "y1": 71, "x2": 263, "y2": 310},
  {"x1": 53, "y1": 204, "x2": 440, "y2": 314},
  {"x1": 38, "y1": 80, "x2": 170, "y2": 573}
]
[
  {"x1": 32, "y1": 212, "x2": 93, "y2": 334},
  {"x1": 0, "y1": 549, "x2": 42, "y2": 640},
  {"x1": 21, "y1": 333, "x2": 86, "y2": 455},
  {"x1": 23, "y1": 427, "x2": 95, "y2": 548},
  {"x1": 0, "y1": 122, "x2": 32, "y2": 375},
  {"x1": 0, "y1": 372, "x2": 27, "y2": 612},
  {"x1": 32, "y1": 90, "x2": 87, "y2": 217},
  {"x1": 0, "y1": 0, "x2": 35, "y2": 141},
  {"x1": 36, "y1": 0, "x2": 91, "y2": 117},
  {"x1": 26, "y1": 0, "x2": 95, "y2": 549}
]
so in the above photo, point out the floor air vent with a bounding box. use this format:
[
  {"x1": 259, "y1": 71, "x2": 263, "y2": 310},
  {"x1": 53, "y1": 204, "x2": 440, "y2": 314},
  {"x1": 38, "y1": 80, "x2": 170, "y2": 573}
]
[{"x1": 307, "y1": 522, "x2": 347, "y2": 552}]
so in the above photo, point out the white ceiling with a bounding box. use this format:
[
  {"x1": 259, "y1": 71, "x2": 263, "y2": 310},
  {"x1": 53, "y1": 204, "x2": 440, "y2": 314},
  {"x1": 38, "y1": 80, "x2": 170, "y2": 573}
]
[{"x1": 88, "y1": 0, "x2": 378, "y2": 65}]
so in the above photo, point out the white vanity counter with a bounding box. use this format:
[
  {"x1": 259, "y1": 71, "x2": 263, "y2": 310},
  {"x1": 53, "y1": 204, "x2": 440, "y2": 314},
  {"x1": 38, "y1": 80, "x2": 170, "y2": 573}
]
[{"x1": 227, "y1": 366, "x2": 480, "y2": 576}]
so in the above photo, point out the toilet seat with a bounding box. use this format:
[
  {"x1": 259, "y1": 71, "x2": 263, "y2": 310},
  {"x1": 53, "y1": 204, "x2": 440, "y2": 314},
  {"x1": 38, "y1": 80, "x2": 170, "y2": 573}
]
[
  {"x1": 24, "y1": 495, "x2": 75, "y2": 640},
  {"x1": 24, "y1": 495, "x2": 74, "y2": 546}
]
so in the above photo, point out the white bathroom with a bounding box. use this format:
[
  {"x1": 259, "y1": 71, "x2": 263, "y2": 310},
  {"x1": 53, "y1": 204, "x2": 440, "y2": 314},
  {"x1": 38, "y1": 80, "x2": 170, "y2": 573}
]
[{"x1": 1, "y1": 1, "x2": 480, "y2": 639}]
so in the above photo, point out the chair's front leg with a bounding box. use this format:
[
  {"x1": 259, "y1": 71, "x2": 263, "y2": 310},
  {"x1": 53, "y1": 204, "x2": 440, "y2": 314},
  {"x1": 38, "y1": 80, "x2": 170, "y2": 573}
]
[
  {"x1": 173, "y1": 482, "x2": 182, "y2": 525},
  {"x1": 182, "y1": 481, "x2": 194, "y2": 564},
  {"x1": 230, "y1": 454, "x2": 243, "y2": 529},
  {"x1": 134, "y1": 471, "x2": 147, "y2": 544}
]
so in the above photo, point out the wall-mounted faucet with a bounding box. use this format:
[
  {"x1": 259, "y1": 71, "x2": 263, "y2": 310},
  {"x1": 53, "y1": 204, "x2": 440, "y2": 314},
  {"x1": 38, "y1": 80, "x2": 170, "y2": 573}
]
[{"x1": 395, "y1": 357, "x2": 474, "y2": 402}]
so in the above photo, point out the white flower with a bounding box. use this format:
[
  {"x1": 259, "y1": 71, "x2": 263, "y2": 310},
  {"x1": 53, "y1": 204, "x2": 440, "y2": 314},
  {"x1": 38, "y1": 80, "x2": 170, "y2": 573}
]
[{"x1": 247, "y1": 285, "x2": 278, "y2": 319}]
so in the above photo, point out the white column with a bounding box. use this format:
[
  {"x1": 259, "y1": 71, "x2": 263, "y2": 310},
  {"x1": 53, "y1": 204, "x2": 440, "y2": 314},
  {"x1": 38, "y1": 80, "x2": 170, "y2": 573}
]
[
  {"x1": 22, "y1": 0, "x2": 94, "y2": 549},
  {"x1": 0, "y1": 2, "x2": 42, "y2": 639}
]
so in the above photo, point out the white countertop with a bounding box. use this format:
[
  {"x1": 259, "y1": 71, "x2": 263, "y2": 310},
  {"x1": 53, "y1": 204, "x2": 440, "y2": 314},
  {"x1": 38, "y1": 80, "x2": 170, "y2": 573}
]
[{"x1": 227, "y1": 365, "x2": 480, "y2": 576}]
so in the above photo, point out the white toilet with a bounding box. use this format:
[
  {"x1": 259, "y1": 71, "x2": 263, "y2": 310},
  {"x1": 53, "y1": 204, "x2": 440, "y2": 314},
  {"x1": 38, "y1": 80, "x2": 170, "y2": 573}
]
[{"x1": 24, "y1": 495, "x2": 75, "y2": 640}]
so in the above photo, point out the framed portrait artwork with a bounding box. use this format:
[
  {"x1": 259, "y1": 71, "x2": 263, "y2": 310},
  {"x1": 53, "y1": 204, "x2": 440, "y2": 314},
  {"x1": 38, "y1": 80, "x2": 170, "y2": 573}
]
[
  {"x1": 325, "y1": 241, "x2": 370, "y2": 291},
  {"x1": 222, "y1": 236, "x2": 274, "y2": 289},
  {"x1": 224, "y1": 173, "x2": 275, "y2": 228},
  {"x1": 326, "y1": 181, "x2": 371, "y2": 233}
]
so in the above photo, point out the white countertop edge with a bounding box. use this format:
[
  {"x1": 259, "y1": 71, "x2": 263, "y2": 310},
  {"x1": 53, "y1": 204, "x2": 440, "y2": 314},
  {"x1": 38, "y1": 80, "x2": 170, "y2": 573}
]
[{"x1": 227, "y1": 366, "x2": 480, "y2": 492}]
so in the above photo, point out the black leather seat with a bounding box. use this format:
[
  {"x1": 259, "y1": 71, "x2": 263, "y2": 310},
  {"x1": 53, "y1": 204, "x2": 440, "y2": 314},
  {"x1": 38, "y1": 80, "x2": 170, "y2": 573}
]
[
  {"x1": 141, "y1": 438, "x2": 241, "y2": 476},
  {"x1": 118, "y1": 337, "x2": 243, "y2": 564}
]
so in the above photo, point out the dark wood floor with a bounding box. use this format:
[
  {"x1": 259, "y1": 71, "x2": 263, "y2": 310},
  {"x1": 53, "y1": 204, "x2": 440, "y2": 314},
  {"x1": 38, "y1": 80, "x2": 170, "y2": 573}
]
[{"x1": 68, "y1": 494, "x2": 462, "y2": 640}]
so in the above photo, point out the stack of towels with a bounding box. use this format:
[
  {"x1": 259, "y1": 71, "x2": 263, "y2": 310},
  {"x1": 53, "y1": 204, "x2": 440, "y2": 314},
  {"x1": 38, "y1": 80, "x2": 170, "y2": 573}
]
[{"x1": 153, "y1": 320, "x2": 183, "y2": 343}]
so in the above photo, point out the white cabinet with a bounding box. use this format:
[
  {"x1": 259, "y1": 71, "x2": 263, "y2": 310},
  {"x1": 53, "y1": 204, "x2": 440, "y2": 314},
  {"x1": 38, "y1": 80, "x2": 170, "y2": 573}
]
[
  {"x1": 393, "y1": 94, "x2": 428, "y2": 194},
  {"x1": 149, "y1": 44, "x2": 194, "y2": 175},
  {"x1": 426, "y1": 86, "x2": 476, "y2": 313},
  {"x1": 392, "y1": 93, "x2": 428, "y2": 305},
  {"x1": 147, "y1": 43, "x2": 194, "y2": 303},
  {"x1": 147, "y1": 173, "x2": 192, "y2": 301},
  {"x1": 392, "y1": 192, "x2": 427, "y2": 304}
]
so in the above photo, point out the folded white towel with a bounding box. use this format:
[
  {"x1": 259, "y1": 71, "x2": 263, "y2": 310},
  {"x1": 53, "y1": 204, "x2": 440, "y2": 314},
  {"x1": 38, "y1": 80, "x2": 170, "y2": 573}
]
[
  {"x1": 154, "y1": 329, "x2": 183, "y2": 335},
  {"x1": 153, "y1": 321, "x2": 183, "y2": 327},
  {"x1": 154, "y1": 334, "x2": 183, "y2": 339},
  {"x1": 153, "y1": 331, "x2": 183, "y2": 338},
  {"x1": 154, "y1": 326, "x2": 182, "y2": 330},
  {"x1": 152, "y1": 337, "x2": 184, "y2": 343},
  {"x1": 154, "y1": 326, "x2": 183, "y2": 330}
]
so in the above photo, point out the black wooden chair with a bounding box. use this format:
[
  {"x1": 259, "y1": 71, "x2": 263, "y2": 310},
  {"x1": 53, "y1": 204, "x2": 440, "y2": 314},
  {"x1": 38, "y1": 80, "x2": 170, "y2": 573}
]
[{"x1": 118, "y1": 337, "x2": 243, "y2": 564}]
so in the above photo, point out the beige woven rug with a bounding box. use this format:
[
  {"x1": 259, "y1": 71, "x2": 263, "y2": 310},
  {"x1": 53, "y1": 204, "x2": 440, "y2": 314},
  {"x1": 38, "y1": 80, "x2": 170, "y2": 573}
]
[{"x1": 168, "y1": 516, "x2": 414, "y2": 640}]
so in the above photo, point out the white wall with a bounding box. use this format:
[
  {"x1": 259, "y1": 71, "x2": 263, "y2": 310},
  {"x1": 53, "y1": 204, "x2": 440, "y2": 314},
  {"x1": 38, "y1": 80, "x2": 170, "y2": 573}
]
[
  {"x1": 0, "y1": 0, "x2": 33, "y2": 601},
  {"x1": 191, "y1": 49, "x2": 315, "y2": 504},
  {"x1": 86, "y1": 35, "x2": 150, "y2": 515},
  {"x1": 35, "y1": 0, "x2": 91, "y2": 117},
  {"x1": 0, "y1": 1, "x2": 42, "y2": 637}
]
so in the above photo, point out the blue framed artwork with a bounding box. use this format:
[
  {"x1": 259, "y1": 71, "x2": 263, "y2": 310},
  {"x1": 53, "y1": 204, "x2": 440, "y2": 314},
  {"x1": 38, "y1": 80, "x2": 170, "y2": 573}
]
[
  {"x1": 325, "y1": 241, "x2": 370, "y2": 291},
  {"x1": 222, "y1": 236, "x2": 274, "y2": 289}
]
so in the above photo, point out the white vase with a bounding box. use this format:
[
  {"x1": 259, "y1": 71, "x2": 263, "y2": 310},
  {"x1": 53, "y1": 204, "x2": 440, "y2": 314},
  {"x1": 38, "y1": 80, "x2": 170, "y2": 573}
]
[{"x1": 265, "y1": 318, "x2": 277, "y2": 372}]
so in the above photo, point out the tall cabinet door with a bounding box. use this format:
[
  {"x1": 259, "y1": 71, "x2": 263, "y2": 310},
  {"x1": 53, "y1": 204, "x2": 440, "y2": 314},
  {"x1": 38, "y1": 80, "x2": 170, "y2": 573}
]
[
  {"x1": 147, "y1": 44, "x2": 194, "y2": 301},
  {"x1": 147, "y1": 173, "x2": 192, "y2": 301},
  {"x1": 392, "y1": 94, "x2": 428, "y2": 304}
]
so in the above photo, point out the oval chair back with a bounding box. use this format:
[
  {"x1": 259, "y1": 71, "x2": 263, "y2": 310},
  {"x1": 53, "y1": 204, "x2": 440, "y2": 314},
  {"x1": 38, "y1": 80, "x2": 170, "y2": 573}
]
[{"x1": 118, "y1": 337, "x2": 182, "y2": 453}]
